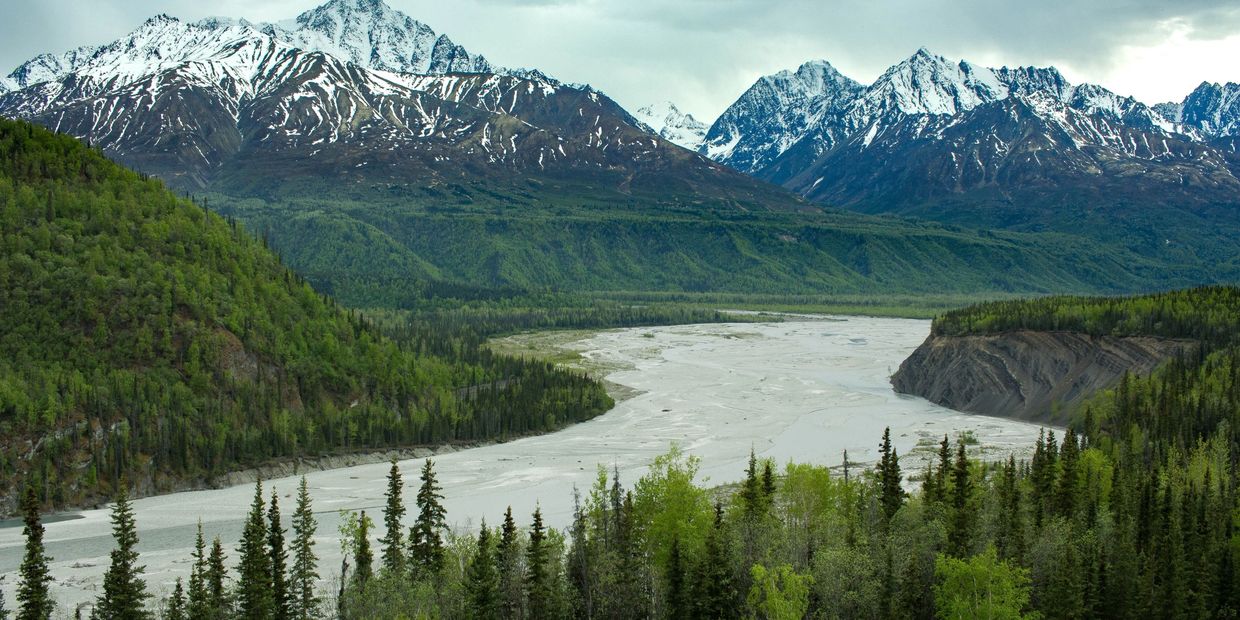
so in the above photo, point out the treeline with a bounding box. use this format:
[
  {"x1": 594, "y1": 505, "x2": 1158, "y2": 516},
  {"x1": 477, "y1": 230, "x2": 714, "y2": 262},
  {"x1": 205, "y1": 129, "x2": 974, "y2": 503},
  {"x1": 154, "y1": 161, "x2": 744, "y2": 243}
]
[
  {"x1": 0, "y1": 119, "x2": 611, "y2": 512},
  {"x1": 931, "y1": 285, "x2": 1240, "y2": 345}
]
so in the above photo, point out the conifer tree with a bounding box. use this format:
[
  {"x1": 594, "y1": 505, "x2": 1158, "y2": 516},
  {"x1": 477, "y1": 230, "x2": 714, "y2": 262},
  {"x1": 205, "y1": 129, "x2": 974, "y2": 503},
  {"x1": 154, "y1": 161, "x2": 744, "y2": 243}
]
[
  {"x1": 17, "y1": 486, "x2": 53, "y2": 620},
  {"x1": 266, "y1": 492, "x2": 289, "y2": 620},
  {"x1": 409, "y1": 459, "x2": 447, "y2": 580},
  {"x1": 877, "y1": 427, "x2": 904, "y2": 521},
  {"x1": 761, "y1": 460, "x2": 776, "y2": 503},
  {"x1": 467, "y1": 519, "x2": 500, "y2": 618},
  {"x1": 665, "y1": 536, "x2": 689, "y2": 620},
  {"x1": 525, "y1": 507, "x2": 554, "y2": 620},
  {"x1": 187, "y1": 523, "x2": 209, "y2": 620},
  {"x1": 380, "y1": 460, "x2": 406, "y2": 576},
  {"x1": 741, "y1": 449, "x2": 762, "y2": 515},
  {"x1": 205, "y1": 538, "x2": 228, "y2": 614},
  {"x1": 1054, "y1": 429, "x2": 1081, "y2": 519},
  {"x1": 165, "y1": 579, "x2": 186, "y2": 620},
  {"x1": 0, "y1": 588, "x2": 9, "y2": 620},
  {"x1": 288, "y1": 477, "x2": 319, "y2": 620},
  {"x1": 353, "y1": 511, "x2": 374, "y2": 587},
  {"x1": 996, "y1": 456, "x2": 1024, "y2": 562},
  {"x1": 567, "y1": 489, "x2": 593, "y2": 618},
  {"x1": 694, "y1": 503, "x2": 737, "y2": 619},
  {"x1": 947, "y1": 443, "x2": 973, "y2": 558},
  {"x1": 235, "y1": 481, "x2": 273, "y2": 619},
  {"x1": 497, "y1": 507, "x2": 523, "y2": 620},
  {"x1": 96, "y1": 484, "x2": 151, "y2": 619}
]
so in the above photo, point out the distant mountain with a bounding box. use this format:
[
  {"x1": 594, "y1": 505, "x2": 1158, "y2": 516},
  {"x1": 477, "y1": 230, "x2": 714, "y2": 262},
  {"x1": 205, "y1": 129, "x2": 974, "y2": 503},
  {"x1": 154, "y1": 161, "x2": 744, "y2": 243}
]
[
  {"x1": 701, "y1": 60, "x2": 863, "y2": 175},
  {"x1": 633, "y1": 101, "x2": 708, "y2": 151},
  {"x1": 703, "y1": 49, "x2": 1240, "y2": 268},
  {"x1": 2, "y1": 9, "x2": 1233, "y2": 301},
  {"x1": 0, "y1": 4, "x2": 771, "y2": 204},
  {"x1": 1157, "y1": 81, "x2": 1240, "y2": 138}
]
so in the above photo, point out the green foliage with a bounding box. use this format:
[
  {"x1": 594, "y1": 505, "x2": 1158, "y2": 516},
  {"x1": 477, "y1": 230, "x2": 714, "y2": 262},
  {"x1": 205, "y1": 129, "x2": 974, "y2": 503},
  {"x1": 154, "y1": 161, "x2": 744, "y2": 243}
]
[
  {"x1": 379, "y1": 461, "x2": 405, "y2": 577},
  {"x1": 288, "y1": 477, "x2": 319, "y2": 620},
  {"x1": 209, "y1": 190, "x2": 1198, "y2": 311},
  {"x1": 934, "y1": 547, "x2": 1036, "y2": 620},
  {"x1": 409, "y1": 459, "x2": 447, "y2": 580},
  {"x1": 235, "y1": 482, "x2": 272, "y2": 619},
  {"x1": 95, "y1": 484, "x2": 151, "y2": 619},
  {"x1": 932, "y1": 285, "x2": 1240, "y2": 346},
  {"x1": 746, "y1": 564, "x2": 813, "y2": 620},
  {"x1": 16, "y1": 486, "x2": 53, "y2": 620},
  {"x1": 0, "y1": 119, "x2": 614, "y2": 511}
]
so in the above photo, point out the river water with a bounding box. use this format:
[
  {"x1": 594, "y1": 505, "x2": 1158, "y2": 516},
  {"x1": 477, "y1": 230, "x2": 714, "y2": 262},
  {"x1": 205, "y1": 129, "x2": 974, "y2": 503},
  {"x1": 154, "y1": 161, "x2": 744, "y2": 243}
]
[{"x1": 0, "y1": 316, "x2": 1048, "y2": 611}]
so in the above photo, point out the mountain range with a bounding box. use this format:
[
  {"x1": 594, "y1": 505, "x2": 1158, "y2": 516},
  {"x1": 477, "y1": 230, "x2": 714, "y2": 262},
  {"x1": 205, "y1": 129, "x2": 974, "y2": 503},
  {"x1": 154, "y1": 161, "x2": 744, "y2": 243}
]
[
  {"x1": 701, "y1": 50, "x2": 1240, "y2": 268},
  {"x1": 1, "y1": 0, "x2": 1237, "y2": 300}
]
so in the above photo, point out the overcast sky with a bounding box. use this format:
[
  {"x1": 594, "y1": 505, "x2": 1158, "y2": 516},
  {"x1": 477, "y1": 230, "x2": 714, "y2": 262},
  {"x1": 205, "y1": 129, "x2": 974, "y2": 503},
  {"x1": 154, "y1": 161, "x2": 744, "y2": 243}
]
[{"x1": 3, "y1": 0, "x2": 1240, "y2": 122}]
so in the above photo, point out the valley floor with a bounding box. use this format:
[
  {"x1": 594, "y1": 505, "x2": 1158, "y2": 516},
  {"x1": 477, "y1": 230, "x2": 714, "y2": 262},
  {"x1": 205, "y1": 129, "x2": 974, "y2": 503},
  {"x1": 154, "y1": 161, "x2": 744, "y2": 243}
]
[{"x1": 0, "y1": 316, "x2": 1049, "y2": 611}]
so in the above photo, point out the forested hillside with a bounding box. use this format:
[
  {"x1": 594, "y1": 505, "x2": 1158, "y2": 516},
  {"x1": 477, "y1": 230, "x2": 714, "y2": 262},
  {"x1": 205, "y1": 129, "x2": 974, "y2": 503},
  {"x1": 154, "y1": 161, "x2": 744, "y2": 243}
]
[
  {"x1": 931, "y1": 285, "x2": 1240, "y2": 344},
  {"x1": 0, "y1": 119, "x2": 617, "y2": 512}
]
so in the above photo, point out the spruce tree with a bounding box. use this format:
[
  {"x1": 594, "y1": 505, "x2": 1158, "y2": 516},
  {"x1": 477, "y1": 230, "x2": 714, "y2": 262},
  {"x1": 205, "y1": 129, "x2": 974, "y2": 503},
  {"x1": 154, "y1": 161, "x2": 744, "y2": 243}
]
[
  {"x1": 205, "y1": 537, "x2": 228, "y2": 614},
  {"x1": 761, "y1": 460, "x2": 776, "y2": 503},
  {"x1": 665, "y1": 536, "x2": 689, "y2": 620},
  {"x1": 352, "y1": 511, "x2": 374, "y2": 587},
  {"x1": 96, "y1": 484, "x2": 151, "y2": 619},
  {"x1": 467, "y1": 520, "x2": 500, "y2": 618},
  {"x1": 877, "y1": 427, "x2": 904, "y2": 521},
  {"x1": 380, "y1": 460, "x2": 406, "y2": 576},
  {"x1": 409, "y1": 459, "x2": 447, "y2": 580},
  {"x1": 165, "y1": 579, "x2": 186, "y2": 620},
  {"x1": 497, "y1": 507, "x2": 523, "y2": 620},
  {"x1": 267, "y1": 491, "x2": 289, "y2": 620},
  {"x1": 17, "y1": 486, "x2": 53, "y2": 620},
  {"x1": 525, "y1": 507, "x2": 554, "y2": 620},
  {"x1": 996, "y1": 456, "x2": 1024, "y2": 562},
  {"x1": 1054, "y1": 429, "x2": 1081, "y2": 519},
  {"x1": 947, "y1": 443, "x2": 974, "y2": 558},
  {"x1": 0, "y1": 588, "x2": 8, "y2": 620},
  {"x1": 288, "y1": 477, "x2": 319, "y2": 620},
  {"x1": 694, "y1": 503, "x2": 737, "y2": 619},
  {"x1": 235, "y1": 481, "x2": 273, "y2": 619},
  {"x1": 187, "y1": 523, "x2": 208, "y2": 620}
]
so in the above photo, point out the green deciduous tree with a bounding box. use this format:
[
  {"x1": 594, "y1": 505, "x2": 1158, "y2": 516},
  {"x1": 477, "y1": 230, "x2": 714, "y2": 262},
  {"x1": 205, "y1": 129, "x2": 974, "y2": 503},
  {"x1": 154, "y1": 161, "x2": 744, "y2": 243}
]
[{"x1": 934, "y1": 547, "x2": 1035, "y2": 620}]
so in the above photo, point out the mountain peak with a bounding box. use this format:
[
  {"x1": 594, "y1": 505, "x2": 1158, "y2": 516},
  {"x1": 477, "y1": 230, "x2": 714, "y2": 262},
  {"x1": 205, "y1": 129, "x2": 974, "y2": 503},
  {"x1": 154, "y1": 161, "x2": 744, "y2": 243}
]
[{"x1": 634, "y1": 101, "x2": 708, "y2": 151}]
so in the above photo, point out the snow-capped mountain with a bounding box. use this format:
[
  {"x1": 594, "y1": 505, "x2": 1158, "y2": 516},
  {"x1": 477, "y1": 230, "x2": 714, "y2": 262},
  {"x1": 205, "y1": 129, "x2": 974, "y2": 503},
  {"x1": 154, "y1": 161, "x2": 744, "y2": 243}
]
[
  {"x1": 632, "y1": 101, "x2": 708, "y2": 150},
  {"x1": 699, "y1": 47, "x2": 1240, "y2": 260},
  {"x1": 1163, "y1": 82, "x2": 1240, "y2": 138},
  {"x1": 263, "y1": 0, "x2": 493, "y2": 75},
  {"x1": 0, "y1": 0, "x2": 784, "y2": 204},
  {"x1": 701, "y1": 60, "x2": 863, "y2": 175},
  {"x1": 709, "y1": 48, "x2": 1179, "y2": 186}
]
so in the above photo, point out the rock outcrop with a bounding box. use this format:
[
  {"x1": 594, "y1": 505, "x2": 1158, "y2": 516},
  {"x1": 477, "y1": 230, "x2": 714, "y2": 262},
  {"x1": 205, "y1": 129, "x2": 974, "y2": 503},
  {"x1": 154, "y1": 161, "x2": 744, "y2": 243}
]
[{"x1": 892, "y1": 331, "x2": 1196, "y2": 421}]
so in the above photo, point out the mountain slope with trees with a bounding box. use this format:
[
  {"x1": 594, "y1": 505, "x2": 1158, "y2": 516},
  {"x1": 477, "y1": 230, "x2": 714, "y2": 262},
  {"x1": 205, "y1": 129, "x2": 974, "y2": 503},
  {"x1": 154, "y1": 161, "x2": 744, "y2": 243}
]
[{"x1": 0, "y1": 118, "x2": 615, "y2": 513}]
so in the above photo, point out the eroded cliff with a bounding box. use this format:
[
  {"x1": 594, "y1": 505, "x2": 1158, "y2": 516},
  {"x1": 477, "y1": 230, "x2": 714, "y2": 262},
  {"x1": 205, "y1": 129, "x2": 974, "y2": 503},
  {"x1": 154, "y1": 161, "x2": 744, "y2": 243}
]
[{"x1": 892, "y1": 331, "x2": 1197, "y2": 421}]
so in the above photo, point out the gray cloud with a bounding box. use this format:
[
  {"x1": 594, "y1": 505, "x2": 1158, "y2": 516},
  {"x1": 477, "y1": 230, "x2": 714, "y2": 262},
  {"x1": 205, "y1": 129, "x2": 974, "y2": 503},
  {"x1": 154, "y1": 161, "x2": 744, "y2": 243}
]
[{"x1": 3, "y1": 0, "x2": 1239, "y2": 122}]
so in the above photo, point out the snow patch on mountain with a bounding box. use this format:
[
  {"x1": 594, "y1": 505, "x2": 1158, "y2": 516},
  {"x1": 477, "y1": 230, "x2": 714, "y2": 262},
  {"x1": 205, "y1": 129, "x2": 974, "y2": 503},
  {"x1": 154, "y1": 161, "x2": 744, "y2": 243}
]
[{"x1": 633, "y1": 101, "x2": 707, "y2": 150}]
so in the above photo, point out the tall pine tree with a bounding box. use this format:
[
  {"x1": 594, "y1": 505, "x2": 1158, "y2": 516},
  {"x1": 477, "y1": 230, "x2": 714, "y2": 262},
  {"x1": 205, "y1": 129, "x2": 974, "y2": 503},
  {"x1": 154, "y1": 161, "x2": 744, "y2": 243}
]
[
  {"x1": 95, "y1": 484, "x2": 150, "y2": 619},
  {"x1": 409, "y1": 459, "x2": 447, "y2": 580},
  {"x1": 877, "y1": 427, "x2": 904, "y2": 522},
  {"x1": 205, "y1": 538, "x2": 228, "y2": 615},
  {"x1": 380, "y1": 460, "x2": 406, "y2": 576},
  {"x1": 525, "y1": 507, "x2": 555, "y2": 620},
  {"x1": 497, "y1": 507, "x2": 523, "y2": 620},
  {"x1": 267, "y1": 491, "x2": 289, "y2": 620},
  {"x1": 467, "y1": 519, "x2": 500, "y2": 618},
  {"x1": 288, "y1": 477, "x2": 319, "y2": 620},
  {"x1": 235, "y1": 481, "x2": 273, "y2": 619},
  {"x1": 187, "y1": 523, "x2": 209, "y2": 620},
  {"x1": 17, "y1": 486, "x2": 53, "y2": 620},
  {"x1": 947, "y1": 443, "x2": 974, "y2": 558}
]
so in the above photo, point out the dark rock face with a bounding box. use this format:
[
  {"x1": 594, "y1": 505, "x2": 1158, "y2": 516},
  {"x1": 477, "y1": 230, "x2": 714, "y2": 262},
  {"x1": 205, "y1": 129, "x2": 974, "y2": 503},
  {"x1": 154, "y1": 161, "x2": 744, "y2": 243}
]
[{"x1": 891, "y1": 331, "x2": 1196, "y2": 421}]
